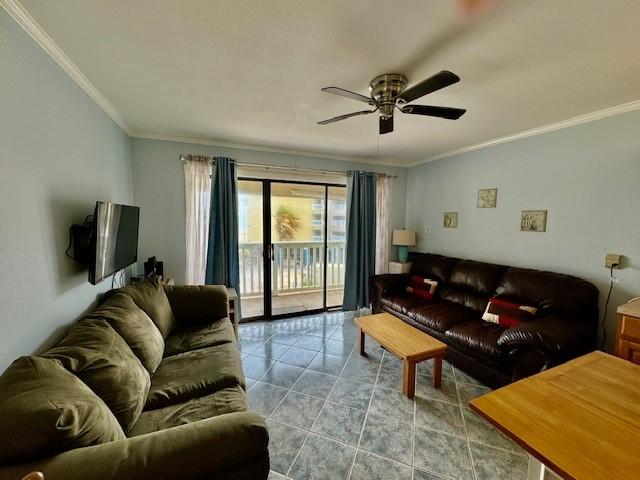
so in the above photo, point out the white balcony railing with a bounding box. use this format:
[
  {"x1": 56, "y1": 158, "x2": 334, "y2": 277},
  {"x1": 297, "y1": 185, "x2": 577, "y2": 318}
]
[{"x1": 238, "y1": 241, "x2": 346, "y2": 297}]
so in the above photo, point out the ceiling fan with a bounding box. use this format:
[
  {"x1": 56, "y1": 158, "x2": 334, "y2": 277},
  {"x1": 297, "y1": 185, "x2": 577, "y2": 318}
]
[{"x1": 318, "y1": 70, "x2": 466, "y2": 134}]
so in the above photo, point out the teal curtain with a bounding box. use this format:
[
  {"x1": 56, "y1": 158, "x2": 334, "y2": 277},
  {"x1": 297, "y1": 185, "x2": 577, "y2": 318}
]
[
  {"x1": 205, "y1": 157, "x2": 240, "y2": 316},
  {"x1": 342, "y1": 171, "x2": 377, "y2": 311}
]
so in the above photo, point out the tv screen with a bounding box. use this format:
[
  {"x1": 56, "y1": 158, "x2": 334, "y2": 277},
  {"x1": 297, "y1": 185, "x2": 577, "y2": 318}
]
[{"x1": 90, "y1": 202, "x2": 140, "y2": 285}]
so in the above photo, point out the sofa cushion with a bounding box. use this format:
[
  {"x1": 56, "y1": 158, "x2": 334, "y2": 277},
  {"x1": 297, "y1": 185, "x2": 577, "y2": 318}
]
[
  {"x1": 146, "y1": 342, "x2": 244, "y2": 409},
  {"x1": 380, "y1": 293, "x2": 430, "y2": 315},
  {"x1": 494, "y1": 267, "x2": 599, "y2": 322},
  {"x1": 409, "y1": 253, "x2": 459, "y2": 284},
  {"x1": 119, "y1": 278, "x2": 176, "y2": 338},
  {"x1": 448, "y1": 260, "x2": 508, "y2": 295},
  {"x1": 445, "y1": 320, "x2": 505, "y2": 358},
  {"x1": 164, "y1": 284, "x2": 229, "y2": 326},
  {"x1": 409, "y1": 301, "x2": 478, "y2": 333},
  {"x1": 129, "y1": 384, "x2": 247, "y2": 437},
  {"x1": 164, "y1": 318, "x2": 236, "y2": 357},
  {"x1": 0, "y1": 356, "x2": 125, "y2": 463},
  {"x1": 88, "y1": 292, "x2": 165, "y2": 373},
  {"x1": 438, "y1": 287, "x2": 492, "y2": 313},
  {"x1": 44, "y1": 318, "x2": 150, "y2": 432}
]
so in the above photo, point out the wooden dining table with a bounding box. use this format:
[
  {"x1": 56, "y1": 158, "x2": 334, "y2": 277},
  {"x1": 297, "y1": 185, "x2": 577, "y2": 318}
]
[{"x1": 469, "y1": 351, "x2": 640, "y2": 480}]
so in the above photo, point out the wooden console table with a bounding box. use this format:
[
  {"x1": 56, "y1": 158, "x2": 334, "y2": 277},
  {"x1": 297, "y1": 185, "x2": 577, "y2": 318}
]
[
  {"x1": 470, "y1": 351, "x2": 640, "y2": 480},
  {"x1": 615, "y1": 297, "x2": 640, "y2": 364},
  {"x1": 227, "y1": 287, "x2": 239, "y2": 339}
]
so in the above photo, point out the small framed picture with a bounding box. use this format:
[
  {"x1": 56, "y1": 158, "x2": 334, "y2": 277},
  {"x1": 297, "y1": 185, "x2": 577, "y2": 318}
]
[
  {"x1": 520, "y1": 210, "x2": 547, "y2": 232},
  {"x1": 443, "y1": 212, "x2": 458, "y2": 228},
  {"x1": 477, "y1": 188, "x2": 498, "y2": 208}
]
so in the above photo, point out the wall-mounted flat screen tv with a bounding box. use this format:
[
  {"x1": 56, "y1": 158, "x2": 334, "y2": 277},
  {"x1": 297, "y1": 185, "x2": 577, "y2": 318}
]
[{"x1": 89, "y1": 201, "x2": 140, "y2": 285}]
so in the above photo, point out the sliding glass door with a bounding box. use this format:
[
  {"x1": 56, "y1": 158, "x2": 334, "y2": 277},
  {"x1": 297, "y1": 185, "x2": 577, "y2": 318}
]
[{"x1": 238, "y1": 179, "x2": 346, "y2": 320}]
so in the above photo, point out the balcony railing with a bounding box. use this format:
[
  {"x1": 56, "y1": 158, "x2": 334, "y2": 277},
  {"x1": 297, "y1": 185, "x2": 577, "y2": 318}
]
[{"x1": 238, "y1": 241, "x2": 346, "y2": 297}]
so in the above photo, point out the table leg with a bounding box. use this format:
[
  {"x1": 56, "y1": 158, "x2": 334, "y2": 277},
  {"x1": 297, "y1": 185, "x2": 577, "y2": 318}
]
[
  {"x1": 358, "y1": 328, "x2": 365, "y2": 356},
  {"x1": 433, "y1": 355, "x2": 442, "y2": 389},
  {"x1": 402, "y1": 359, "x2": 416, "y2": 399}
]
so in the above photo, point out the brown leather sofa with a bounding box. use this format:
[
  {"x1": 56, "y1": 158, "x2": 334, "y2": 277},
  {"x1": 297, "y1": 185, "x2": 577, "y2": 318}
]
[{"x1": 371, "y1": 253, "x2": 599, "y2": 388}]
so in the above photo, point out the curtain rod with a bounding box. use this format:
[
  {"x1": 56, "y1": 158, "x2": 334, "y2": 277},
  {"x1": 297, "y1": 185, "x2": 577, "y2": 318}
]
[{"x1": 178, "y1": 154, "x2": 398, "y2": 179}]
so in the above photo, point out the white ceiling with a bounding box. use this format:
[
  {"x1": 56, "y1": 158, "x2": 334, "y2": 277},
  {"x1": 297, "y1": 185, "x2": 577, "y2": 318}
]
[{"x1": 14, "y1": 0, "x2": 640, "y2": 166}]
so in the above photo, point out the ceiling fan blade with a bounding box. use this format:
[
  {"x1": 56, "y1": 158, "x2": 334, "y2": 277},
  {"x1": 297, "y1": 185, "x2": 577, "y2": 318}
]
[
  {"x1": 400, "y1": 105, "x2": 466, "y2": 120},
  {"x1": 321, "y1": 87, "x2": 374, "y2": 104},
  {"x1": 317, "y1": 109, "x2": 376, "y2": 125},
  {"x1": 397, "y1": 71, "x2": 461, "y2": 104},
  {"x1": 380, "y1": 116, "x2": 394, "y2": 135}
]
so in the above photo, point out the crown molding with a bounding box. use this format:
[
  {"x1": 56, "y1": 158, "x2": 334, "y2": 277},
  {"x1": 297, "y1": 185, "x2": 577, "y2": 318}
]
[
  {"x1": 1, "y1": 0, "x2": 131, "y2": 134},
  {"x1": 130, "y1": 132, "x2": 406, "y2": 168},
  {"x1": 408, "y1": 98, "x2": 640, "y2": 167}
]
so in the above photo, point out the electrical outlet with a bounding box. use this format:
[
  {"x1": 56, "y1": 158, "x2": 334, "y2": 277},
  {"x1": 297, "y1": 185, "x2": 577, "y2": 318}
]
[
  {"x1": 605, "y1": 253, "x2": 622, "y2": 269},
  {"x1": 425, "y1": 225, "x2": 431, "y2": 234}
]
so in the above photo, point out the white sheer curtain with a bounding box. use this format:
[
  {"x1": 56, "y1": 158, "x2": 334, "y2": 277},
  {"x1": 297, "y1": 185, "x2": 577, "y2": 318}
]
[
  {"x1": 375, "y1": 175, "x2": 393, "y2": 274},
  {"x1": 184, "y1": 156, "x2": 212, "y2": 284}
]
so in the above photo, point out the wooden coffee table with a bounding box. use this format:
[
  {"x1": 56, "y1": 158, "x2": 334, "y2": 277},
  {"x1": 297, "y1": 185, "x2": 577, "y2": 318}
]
[{"x1": 355, "y1": 312, "x2": 448, "y2": 398}]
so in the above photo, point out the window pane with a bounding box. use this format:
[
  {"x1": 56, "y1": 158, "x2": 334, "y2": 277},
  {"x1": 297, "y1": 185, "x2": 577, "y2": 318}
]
[{"x1": 238, "y1": 180, "x2": 264, "y2": 318}]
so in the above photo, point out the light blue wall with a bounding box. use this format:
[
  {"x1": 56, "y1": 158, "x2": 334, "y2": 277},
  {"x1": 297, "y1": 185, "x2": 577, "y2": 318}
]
[
  {"x1": 0, "y1": 10, "x2": 133, "y2": 371},
  {"x1": 405, "y1": 110, "x2": 640, "y2": 351},
  {"x1": 131, "y1": 137, "x2": 407, "y2": 284}
]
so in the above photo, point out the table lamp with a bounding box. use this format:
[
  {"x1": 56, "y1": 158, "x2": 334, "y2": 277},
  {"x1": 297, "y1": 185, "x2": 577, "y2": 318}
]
[{"x1": 392, "y1": 229, "x2": 416, "y2": 263}]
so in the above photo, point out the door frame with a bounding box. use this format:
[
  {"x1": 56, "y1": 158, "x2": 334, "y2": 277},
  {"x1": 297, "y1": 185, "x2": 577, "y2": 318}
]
[{"x1": 239, "y1": 177, "x2": 346, "y2": 321}]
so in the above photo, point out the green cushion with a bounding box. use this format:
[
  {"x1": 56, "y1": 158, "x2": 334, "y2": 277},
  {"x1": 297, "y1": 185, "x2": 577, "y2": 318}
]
[
  {"x1": 88, "y1": 292, "x2": 165, "y2": 373},
  {"x1": 120, "y1": 278, "x2": 176, "y2": 338},
  {"x1": 0, "y1": 356, "x2": 124, "y2": 463},
  {"x1": 129, "y1": 384, "x2": 247, "y2": 437},
  {"x1": 146, "y1": 342, "x2": 245, "y2": 410},
  {"x1": 44, "y1": 318, "x2": 150, "y2": 432},
  {"x1": 164, "y1": 317, "x2": 235, "y2": 357},
  {"x1": 163, "y1": 285, "x2": 229, "y2": 326}
]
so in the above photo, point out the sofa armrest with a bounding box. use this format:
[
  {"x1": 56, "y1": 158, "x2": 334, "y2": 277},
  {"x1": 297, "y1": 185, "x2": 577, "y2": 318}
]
[
  {"x1": 0, "y1": 412, "x2": 268, "y2": 480},
  {"x1": 370, "y1": 274, "x2": 410, "y2": 313},
  {"x1": 497, "y1": 314, "x2": 596, "y2": 361},
  {"x1": 163, "y1": 284, "x2": 229, "y2": 326}
]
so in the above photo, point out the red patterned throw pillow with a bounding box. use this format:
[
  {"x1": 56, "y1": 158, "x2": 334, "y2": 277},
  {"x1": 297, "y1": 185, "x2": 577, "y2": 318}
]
[
  {"x1": 482, "y1": 298, "x2": 538, "y2": 327},
  {"x1": 405, "y1": 276, "x2": 438, "y2": 300}
]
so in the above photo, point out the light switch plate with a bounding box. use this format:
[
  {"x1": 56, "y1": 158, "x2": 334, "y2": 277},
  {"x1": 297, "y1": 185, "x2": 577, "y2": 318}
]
[
  {"x1": 425, "y1": 225, "x2": 431, "y2": 234},
  {"x1": 605, "y1": 253, "x2": 622, "y2": 269}
]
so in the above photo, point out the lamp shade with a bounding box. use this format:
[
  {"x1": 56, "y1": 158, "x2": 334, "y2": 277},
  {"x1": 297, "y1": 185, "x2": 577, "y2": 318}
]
[{"x1": 392, "y1": 229, "x2": 416, "y2": 246}]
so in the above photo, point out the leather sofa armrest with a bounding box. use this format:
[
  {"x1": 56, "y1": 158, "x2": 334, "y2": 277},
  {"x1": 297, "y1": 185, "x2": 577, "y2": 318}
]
[
  {"x1": 497, "y1": 314, "x2": 595, "y2": 360},
  {"x1": 0, "y1": 412, "x2": 268, "y2": 480},
  {"x1": 163, "y1": 284, "x2": 229, "y2": 326},
  {"x1": 370, "y1": 274, "x2": 410, "y2": 313}
]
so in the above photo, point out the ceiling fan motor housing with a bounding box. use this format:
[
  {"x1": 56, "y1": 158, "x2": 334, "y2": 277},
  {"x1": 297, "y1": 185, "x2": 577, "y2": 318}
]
[{"x1": 369, "y1": 73, "x2": 407, "y2": 117}]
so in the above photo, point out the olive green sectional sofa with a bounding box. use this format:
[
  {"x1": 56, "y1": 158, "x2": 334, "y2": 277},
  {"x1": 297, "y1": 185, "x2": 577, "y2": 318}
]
[{"x1": 0, "y1": 279, "x2": 269, "y2": 480}]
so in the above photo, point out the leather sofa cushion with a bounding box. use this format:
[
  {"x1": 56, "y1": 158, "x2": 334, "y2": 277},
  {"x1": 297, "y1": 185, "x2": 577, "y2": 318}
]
[
  {"x1": 409, "y1": 253, "x2": 459, "y2": 284},
  {"x1": 438, "y1": 287, "x2": 491, "y2": 313},
  {"x1": 445, "y1": 320, "x2": 505, "y2": 358},
  {"x1": 119, "y1": 278, "x2": 176, "y2": 338},
  {"x1": 495, "y1": 267, "x2": 599, "y2": 321},
  {"x1": 146, "y1": 342, "x2": 244, "y2": 410},
  {"x1": 164, "y1": 285, "x2": 229, "y2": 326},
  {"x1": 44, "y1": 318, "x2": 151, "y2": 432},
  {"x1": 380, "y1": 293, "x2": 431, "y2": 315},
  {"x1": 88, "y1": 292, "x2": 165, "y2": 373},
  {"x1": 0, "y1": 356, "x2": 124, "y2": 463},
  {"x1": 164, "y1": 317, "x2": 236, "y2": 357},
  {"x1": 409, "y1": 301, "x2": 478, "y2": 333},
  {"x1": 449, "y1": 260, "x2": 508, "y2": 295},
  {"x1": 129, "y1": 384, "x2": 247, "y2": 437}
]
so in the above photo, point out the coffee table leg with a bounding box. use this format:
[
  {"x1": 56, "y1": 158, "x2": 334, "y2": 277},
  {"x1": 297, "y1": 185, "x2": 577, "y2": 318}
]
[
  {"x1": 433, "y1": 355, "x2": 442, "y2": 389},
  {"x1": 358, "y1": 328, "x2": 365, "y2": 356},
  {"x1": 402, "y1": 359, "x2": 416, "y2": 399}
]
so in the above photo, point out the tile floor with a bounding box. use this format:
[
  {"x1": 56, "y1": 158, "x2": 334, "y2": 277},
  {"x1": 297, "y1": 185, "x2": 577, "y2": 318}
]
[{"x1": 238, "y1": 311, "x2": 529, "y2": 480}]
